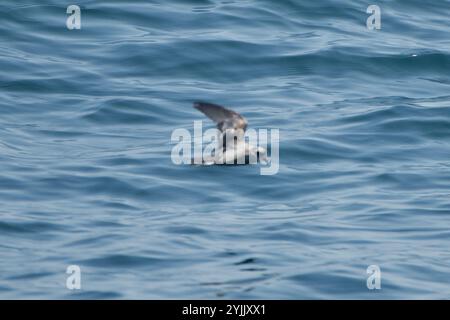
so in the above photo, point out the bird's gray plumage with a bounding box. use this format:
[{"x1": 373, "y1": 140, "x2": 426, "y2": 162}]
[
  {"x1": 194, "y1": 101, "x2": 248, "y2": 152},
  {"x1": 192, "y1": 102, "x2": 268, "y2": 165},
  {"x1": 194, "y1": 102, "x2": 247, "y2": 133}
]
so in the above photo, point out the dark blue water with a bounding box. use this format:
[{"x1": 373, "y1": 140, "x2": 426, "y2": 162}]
[{"x1": 1, "y1": 0, "x2": 450, "y2": 299}]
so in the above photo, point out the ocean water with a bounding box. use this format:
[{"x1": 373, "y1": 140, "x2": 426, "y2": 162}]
[{"x1": 1, "y1": 0, "x2": 450, "y2": 299}]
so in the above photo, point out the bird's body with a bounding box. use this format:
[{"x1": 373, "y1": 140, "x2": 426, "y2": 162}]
[{"x1": 193, "y1": 102, "x2": 267, "y2": 165}]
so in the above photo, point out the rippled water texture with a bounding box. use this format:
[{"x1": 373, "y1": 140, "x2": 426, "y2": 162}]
[{"x1": 1, "y1": 0, "x2": 450, "y2": 299}]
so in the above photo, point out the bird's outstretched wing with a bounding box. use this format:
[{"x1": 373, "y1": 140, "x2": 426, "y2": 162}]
[{"x1": 194, "y1": 102, "x2": 247, "y2": 132}]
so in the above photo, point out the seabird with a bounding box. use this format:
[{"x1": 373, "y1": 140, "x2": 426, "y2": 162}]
[{"x1": 193, "y1": 102, "x2": 268, "y2": 165}]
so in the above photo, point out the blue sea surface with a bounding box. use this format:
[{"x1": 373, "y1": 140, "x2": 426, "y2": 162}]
[{"x1": 0, "y1": 0, "x2": 450, "y2": 299}]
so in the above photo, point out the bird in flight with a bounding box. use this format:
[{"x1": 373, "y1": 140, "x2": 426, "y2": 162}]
[{"x1": 193, "y1": 102, "x2": 268, "y2": 165}]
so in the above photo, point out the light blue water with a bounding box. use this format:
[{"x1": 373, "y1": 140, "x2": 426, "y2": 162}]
[{"x1": 1, "y1": 0, "x2": 450, "y2": 299}]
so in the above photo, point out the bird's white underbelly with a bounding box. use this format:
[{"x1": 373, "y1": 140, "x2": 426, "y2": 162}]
[{"x1": 217, "y1": 142, "x2": 260, "y2": 164}]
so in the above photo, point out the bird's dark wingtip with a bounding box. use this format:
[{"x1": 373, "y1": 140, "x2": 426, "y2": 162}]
[{"x1": 193, "y1": 101, "x2": 210, "y2": 109}]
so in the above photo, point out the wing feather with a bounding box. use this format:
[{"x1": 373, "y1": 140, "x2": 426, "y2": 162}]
[{"x1": 193, "y1": 102, "x2": 247, "y2": 132}]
